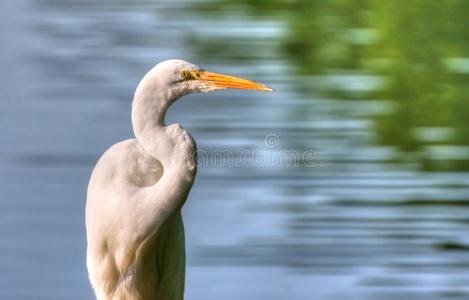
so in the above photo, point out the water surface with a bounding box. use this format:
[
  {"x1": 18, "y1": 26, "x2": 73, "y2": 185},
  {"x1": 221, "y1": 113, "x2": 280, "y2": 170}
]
[{"x1": 0, "y1": 0, "x2": 468, "y2": 299}]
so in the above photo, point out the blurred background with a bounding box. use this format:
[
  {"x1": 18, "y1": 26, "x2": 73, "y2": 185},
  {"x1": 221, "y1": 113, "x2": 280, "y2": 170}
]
[{"x1": 1, "y1": 0, "x2": 469, "y2": 299}]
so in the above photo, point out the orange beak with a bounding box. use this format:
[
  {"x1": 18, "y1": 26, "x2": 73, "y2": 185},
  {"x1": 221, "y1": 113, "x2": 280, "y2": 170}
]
[{"x1": 194, "y1": 71, "x2": 273, "y2": 92}]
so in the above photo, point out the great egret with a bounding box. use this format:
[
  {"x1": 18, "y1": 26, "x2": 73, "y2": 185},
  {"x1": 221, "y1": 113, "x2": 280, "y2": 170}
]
[{"x1": 85, "y1": 59, "x2": 272, "y2": 300}]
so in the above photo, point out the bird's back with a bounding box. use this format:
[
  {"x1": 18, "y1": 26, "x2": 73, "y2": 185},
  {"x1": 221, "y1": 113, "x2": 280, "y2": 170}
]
[{"x1": 86, "y1": 139, "x2": 186, "y2": 300}]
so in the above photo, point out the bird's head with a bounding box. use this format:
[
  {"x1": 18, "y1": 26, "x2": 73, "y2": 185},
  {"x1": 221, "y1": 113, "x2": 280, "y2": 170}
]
[{"x1": 138, "y1": 59, "x2": 272, "y2": 101}]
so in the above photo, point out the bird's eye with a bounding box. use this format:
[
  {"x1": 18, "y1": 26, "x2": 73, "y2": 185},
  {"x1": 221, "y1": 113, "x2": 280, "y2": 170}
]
[{"x1": 180, "y1": 70, "x2": 192, "y2": 80}]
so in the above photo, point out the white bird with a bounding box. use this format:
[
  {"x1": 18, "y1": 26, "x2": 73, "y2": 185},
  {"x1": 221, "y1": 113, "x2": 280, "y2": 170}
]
[{"x1": 85, "y1": 59, "x2": 272, "y2": 300}]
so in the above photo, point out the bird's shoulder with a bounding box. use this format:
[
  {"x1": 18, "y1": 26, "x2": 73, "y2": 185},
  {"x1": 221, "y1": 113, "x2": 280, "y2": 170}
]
[{"x1": 90, "y1": 139, "x2": 163, "y2": 188}]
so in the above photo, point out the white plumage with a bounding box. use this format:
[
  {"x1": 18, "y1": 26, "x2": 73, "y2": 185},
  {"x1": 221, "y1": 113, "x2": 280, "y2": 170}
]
[{"x1": 85, "y1": 59, "x2": 271, "y2": 300}]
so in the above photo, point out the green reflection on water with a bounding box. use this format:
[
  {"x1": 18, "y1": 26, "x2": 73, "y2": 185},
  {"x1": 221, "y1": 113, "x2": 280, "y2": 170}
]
[{"x1": 192, "y1": 0, "x2": 469, "y2": 171}]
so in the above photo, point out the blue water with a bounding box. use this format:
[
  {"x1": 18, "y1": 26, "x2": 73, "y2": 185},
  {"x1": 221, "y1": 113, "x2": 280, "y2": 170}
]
[{"x1": 1, "y1": 0, "x2": 468, "y2": 299}]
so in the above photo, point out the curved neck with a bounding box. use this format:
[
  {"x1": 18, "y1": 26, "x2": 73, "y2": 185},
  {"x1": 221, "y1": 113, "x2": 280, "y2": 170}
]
[{"x1": 131, "y1": 84, "x2": 178, "y2": 155}]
